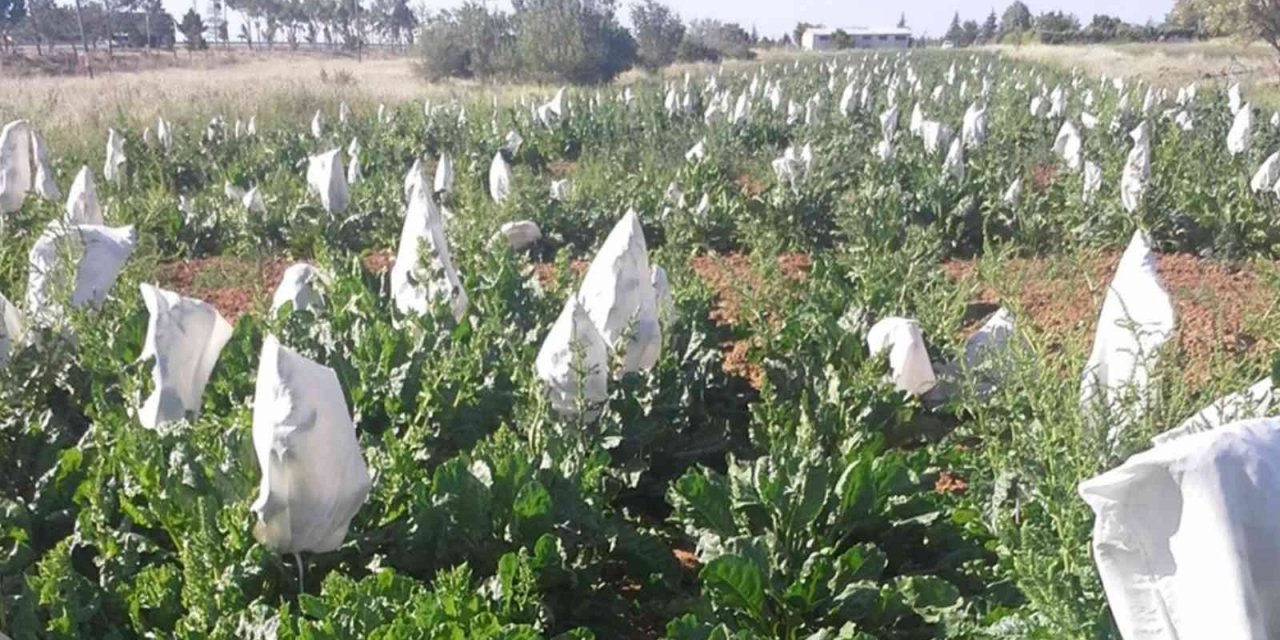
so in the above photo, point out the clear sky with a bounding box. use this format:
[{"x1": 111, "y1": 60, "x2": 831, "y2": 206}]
[{"x1": 161, "y1": 0, "x2": 1176, "y2": 42}]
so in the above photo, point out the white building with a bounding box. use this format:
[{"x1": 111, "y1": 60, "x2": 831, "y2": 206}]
[{"x1": 801, "y1": 26, "x2": 912, "y2": 50}]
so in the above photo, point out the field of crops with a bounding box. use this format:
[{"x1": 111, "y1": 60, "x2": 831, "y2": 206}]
[{"x1": 3, "y1": 50, "x2": 1280, "y2": 639}]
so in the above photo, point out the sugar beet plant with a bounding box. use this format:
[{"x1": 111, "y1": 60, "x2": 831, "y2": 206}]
[{"x1": 3, "y1": 50, "x2": 1280, "y2": 639}]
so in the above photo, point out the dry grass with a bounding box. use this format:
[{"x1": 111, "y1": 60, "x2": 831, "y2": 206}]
[
  {"x1": 993, "y1": 40, "x2": 1280, "y2": 107},
  {"x1": 0, "y1": 49, "x2": 552, "y2": 147}
]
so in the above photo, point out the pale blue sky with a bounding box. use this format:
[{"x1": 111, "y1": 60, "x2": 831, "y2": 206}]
[{"x1": 162, "y1": 0, "x2": 1175, "y2": 41}]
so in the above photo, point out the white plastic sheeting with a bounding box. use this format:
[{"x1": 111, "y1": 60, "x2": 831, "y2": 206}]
[
  {"x1": 0, "y1": 292, "x2": 25, "y2": 367},
  {"x1": 1083, "y1": 161, "x2": 1103, "y2": 204},
  {"x1": 1003, "y1": 178, "x2": 1023, "y2": 206},
  {"x1": 0, "y1": 120, "x2": 33, "y2": 214},
  {"x1": 65, "y1": 167, "x2": 103, "y2": 225},
  {"x1": 345, "y1": 138, "x2": 363, "y2": 185},
  {"x1": 1121, "y1": 122, "x2": 1152, "y2": 214},
  {"x1": 961, "y1": 102, "x2": 986, "y2": 149},
  {"x1": 1154, "y1": 378, "x2": 1275, "y2": 446},
  {"x1": 310, "y1": 110, "x2": 325, "y2": 139},
  {"x1": 270, "y1": 263, "x2": 327, "y2": 315},
  {"x1": 306, "y1": 149, "x2": 350, "y2": 215},
  {"x1": 1079, "y1": 417, "x2": 1280, "y2": 640},
  {"x1": 1228, "y1": 103, "x2": 1253, "y2": 155},
  {"x1": 251, "y1": 336, "x2": 371, "y2": 555},
  {"x1": 31, "y1": 129, "x2": 57, "y2": 201},
  {"x1": 157, "y1": 117, "x2": 173, "y2": 152},
  {"x1": 137, "y1": 284, "x2": 233, "y2": 429},
  {"x1": 1251, "y1": 151, "x2": 1280, "y2": 193},
  {"x1": 104, "y1": 128, "x2": 126, "y2": 186},
  {"x1": 498, "y1": 220, "x2": 542, "y2": 251},
  {"x1": 866, "y1": 317, "x2": 937, "y2": 397},
  {"x1": 550, "y1": 179, "x2": 571, "y2": 202},
  {"x1": 404, "y1": 159, "x2": 428, "y2": 202},
  {"x1": 433, "y1": 153, "x2": 453, "y2": 195},
  {"x1": 488, "y1": 152, "x2": 513, "y2": 203},
  {"x1": 535, "y1": 297, "x2": 609, "y2": 420},
  {"x1": 390, "y1": 187, "x2": 468, "y2": 322},
  {"x1": 1080, "y1": 230, "x2": 1175, "y2": 440},
  {"x1": 26, "y1": 223, "x2": 137, "y2": 325},
  {"x1": 1053, "y1": 121, "x2": 1083, "y2": 171},
  {"x1": 577, "y1": 209, "x2": 662, "y2": 374},
  {"x1": 652, "y1": 265, "x2": 675, "y2": 325},
  {"x1": 943, "y1": 138, "x2": 965, "y2": 181}
]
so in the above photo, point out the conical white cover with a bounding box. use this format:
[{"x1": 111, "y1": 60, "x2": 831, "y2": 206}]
[
  {"x1": 137, "y1": 284, "x2": 233, "y2": 429},
  {"x1": 943, "y1": 138, "x2": 965, "y2": 181},
  {"x1": 535, "y1": 297, "x2": 609, "y2": 420},
  {"x1": 577, "y1": 210, "x2": 661, "y2": 373},
  {"x1": 1079, "y1": 417, "x2": 1280, "y2": 640},
  {"x1": 310, "y1": 110, "x2": 324, "y2": 139},
  {"x1": 390, "y1": 187, "x2": 468, "y2": 321},
  {"x1": 1080, "y1": 230, "x2": 1174, "y2": 439},
  {"x1": 488, "y1": 152, "x2": 513, "y2": 203},
  {"x1": 867, "y1": 317, "x2": 937, "y2": 396},
  {"x1": 962, "y1": 102, "x2": 986, "y2": 149},
  {"x1": 30, "y1": 129, "x2": 57, "y2": 201},
  {"x1": 1228, "y1": 103, "x2": 1253, "y2": 155},
  {"x1": 1054, "y1": 121, "x2": 1083, "y2": 171},
  {"x1": 1084, "y1": 160, "x2": 1103, "y2": 203},
  {"x1": 963, "y1": 307, "x2": 1016, "y2": 372},
  {"x1": 1121, "y1": 122, "x2": 1152, "y2": 213},
  {"x1": 0, "y1": 120, "x2": 32, "y2": 213},
  {"x1": 157, "y1": 117, "x2": 173, "y2": 151},
  {"x1": 251, "y1": 336, "x2": 371, "y2": 555},
  {"x1": 0, "y1": 292, "x2": 25, "y2": 367},
  {"x1": 345, "y1": 138, "x2": 362, "y2": 185},
  {"x1": 270, "y1": 263, "x2": 327, "y2": 314},
  {"x1": 1003, "y1": 178, "x2": 1023, "y2": 205},
  {"x1": 1251, "y1": 152, "x2": 1280, "y2": 192},
  {"x1": 104, "y1": 128, "x2": 125, "y2": 186},
  {"x1": 434, "y1": 153, "x2": 453, "y2": 195},
  {"x1": 27, "y1": 222, "x2": 136, "y2": 325},
  {"x1": 306, "y1": 149, "x2": 349, "y2": 215},
  {"x1": 498, "y1": 220, "x2": 542, "y2": 250},
  {"x1": 65, "y1": 167, "x2": 102, "y2": 225},
  {"x1": 1155, "y1": 378, "x2": 1275, "y2": 446},
  {"x1": 404, "y1": 158, "x2": 427, "y2": 202},
  {"x1": 652, "y1": 265, "x2": 674, "y2": 325},
  {"x1": 550, "y1": 179, "x2": 571, "y2": 201}
]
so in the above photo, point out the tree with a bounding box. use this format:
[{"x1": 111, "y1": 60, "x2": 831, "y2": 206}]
[
  {"x1": 793, "y1": 21, "x2": 814, "y2": 46},
  {"x1": 1170, "y1": 0, "x2": 1248, "y2": 37},
  {"x1": 960, "y1": 19, "x2": 980, "y2": 45},
  {"x1": 511, "y1": 0, "x2": 636, "y2": 83},
  {"x1": 631, "y1": 0, "x2": 684, "y2": 71},
  {"x1": 1000, "y1": 1, "x2": 1033, "y2": 34},
  {"x1": 0, "y1": 0, "x2": 26, "y2": 52},
  {"x1": 1246, "y1": 0, "x2": 1280, "y2": 53},
  {"x1": 1036, "y1": 10, "x2": 1080, "y2": 43},
  {"x1": 981, "y1": 10, "x2": 997, "y2": 42},
  {"x1": 179, "y1": 6, "x2": 206, "y2": 48},
  {"x1": 944, "y1": 11, "x2": 962, "y2": 42},
  {"x1": 896, "y1": 12, "x2": 907, "y2": 29}
]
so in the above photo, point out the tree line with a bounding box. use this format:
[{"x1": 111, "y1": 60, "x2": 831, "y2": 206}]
[{"x1": 939, "y1": 1, "x2": 1201, "y2": 47}]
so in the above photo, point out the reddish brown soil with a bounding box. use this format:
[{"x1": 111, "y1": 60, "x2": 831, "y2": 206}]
[
  {"x1": 934, "y1": 471, "x2": 969, "y2": 495},
  {"x1": 1030, "y1": 163, "x2": 1059, "y2": 193},
  {"x1": 944, "y1": 252, "x2": 1275, "y2": 387},
  {"x1": 548, "y1": 160, "x2": 577, "y2": 177},
  {"x1": 734, "y1": 172, "x2": 768, "y2": 198},
  {"x1": 156, "y1": 256, "x2": 291, "y2": 322}
]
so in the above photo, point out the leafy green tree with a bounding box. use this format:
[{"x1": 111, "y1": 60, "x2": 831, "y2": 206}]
[
  {"x1": 1036, "y1": 10, "x2": 1081, "y2": 43},
  {"x1": 0, "y1": 0, "x2": 27, "y2": 52},
  {"x1": 960, "y1": 19, "x2": 980, "y2": 45},
  {"x1": 944, "y1": 11, "x2": 962, "y2": 42},
  {"x1": 981, "y1": 10, "x2": 997, "y2": 41},
  {"x1": 896, "y1": 12, "x2": 907, "y2": 28},
  {"x1": 631, "y1": 0, "x2": 684, "y2": 71},
  {"x1": 510, "y1": 0, "x2": 635, "y2": 83},
  {"x1": 179, "y1": 6, "x2": 206, "y2": 48},
  {"x1": 1246, "y1": 0, "x2": 1280, "y2": 53},
  {"x1": 1169, "y1": 0, "x2": 1248, "y2": 37},
  {"x1": 683, "y1": 19, "x2": 752, "y2": 60},
  {"x1": 792, "y1": 21, "x2": 814, "y2": 45},
  {"x1": 1000, "y1": 1, "x2": 1033, "y2": 34}
]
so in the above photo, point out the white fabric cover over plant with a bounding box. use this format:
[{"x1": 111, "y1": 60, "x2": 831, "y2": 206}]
[
  {"x1": 535, "y1": 297, "x2": 609, "y2": 420},
  {"x1": 345, "y1": 138, "x2": 363, "y2": 185},
  {"x1": 1251, "y1": 151, "x2": 1280, "y2": 192},
  {"x1": 137, "y1": 284, "x2": 233, "y2": 429},
  {"x1": 404, "y1": 159, "x2": 427, "y2": 201},
  {"x1": 156, "y1": 117, "x2": 173, "y2": 152},
  {"x1": 1084, "y1": 161, "x2": 1103, "y2": 203},
  {"x1": 271, "y1": 263, "x2": 327, "y2": 314},
  {"x1": 962, "y1": 102, "x2": 986, "y2": 149},
  {"x1": 1228, "y1": 103, "x2": 1253, "y2": 155},
  {"x1": 27, "y1": 223, "x2": 137, "y2": 325},
  {"x1": 576, "y1": 209, "x2": 661, "y2": 374},
  {"x1": 866, "y1": 317, "x2": 937, "y2": 396},
  {"x1": 104, "y1": 128, "x2": 126, "y2": 186},
  {"x1": 65, "y1": 167, "x2": 103, "y2": 225},
  {"x1": 1153, "y1": 378, "x2": 1275, "y2": 446},
  {"x1": 1053, "y1": 121, "x2": 1083, "y2": 171},
  {"x1": 498, "y1": 220, "x2": 541, "y2": 251},
  {"x1": 433, "y1": 153, "x2": 453, "y2": 195},
  {"x1": 943, "y1": 138, "x2": 965, "y2": 181},
  {"x1": 550, "y1": 179, "x2": 571, "y2": 201},
  {"x1": 1121, "y1": 122, "x2": 1151, "y2": 213},
  {"x1": 251, "y1": 336, "x2": 371, "y2": 555},
  {"x1": 964, "y1": 307, "x2": 1017, "y2": 372},
  {"x1": 310, "y1": 110, "x2": 324, "y2": 139},
  {"x1": 1080, "y1": 230, "x2": 1174, "y2": 439},
  {"x1": 1079, "y1": 417, "x2": 1280, "y2": 640},
  {"x1": 1003, "y1": 178, "x2": 1023, "y2": 206},
  {"x1": 30, "y1": 129, "x2": 57, "y2": 201},
  {"x1": 0, "y1": 120, "x2": 33, "y2": 213},
  {"x1": 306, "y1": 149, "x2": 349, "y2": 215},
  {"x1": 489, "y1": 152, "x2": 513, "y2": 203},
  {"x1": 242, "y1": 187, "x2": 266, "y2": 214},
  {"x1": 0, "y1": 292, "x2": 25, "y2": 367},
  {"x1": 652, "y1": 265, "x2": 674, "y2": 325},
  {"x1": 390, "y1": 187, "x2": 468, "y2": 321}
]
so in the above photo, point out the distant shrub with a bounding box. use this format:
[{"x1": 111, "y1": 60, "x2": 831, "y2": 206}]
[
  {"x1": 417, "y1": 2, "x2": 514, "y2": 81},
  {"x1": 511, "y1": 0, "x2": 635, "y2": 84},
  {"x1": 684, "y1": 20, "x2": 755, "y2": 61}
]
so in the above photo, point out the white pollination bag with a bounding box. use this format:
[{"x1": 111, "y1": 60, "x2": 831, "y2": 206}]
[
  {"x1": 1228, "y1": 103, "x2": 1253, "y2": 155},
  {"x1": 1080, "y1": 230, "x2": 1174, "y2": 440},
  {"x1": 104, "y1": 128, "x2": 126, "y2": 186},
  {"x1": 27, "y1": 222, "x2": 137, "y2": 325},
  {"x1": 270, "y1": 263, "x2": 327, "y2": 314},
  {"x1": 390, "y1": 187, "x2": 468, "y2": 321},
  {"x1": 550, "y1": 179, "x2": 571, "y2": 201},
  {"x1": 0, "y1": 120, "x2": 33, "y2": 213},
  {"x1": 1120, "y1": 122, "x2": 1151, "y2": 213},
  {"x1": 964, "y1": 307, "x2": 1017, "y2": 372},
  {"x1": 137, "y1": 284, "x2": 233, "y2": 430},
  {"x1": 31, "y1": 129, "x2": 57, "y2": 201},
  {"x1": 961, "y1": 102, "x2": 986, "y2": 149},
  {"x1": 65, "y1": 167, "x2": 103, "y2": 225},
  {"x1": 1053, "y1": 121, "x2": 1083, "y2": 171},
  {"x1": 306, "y1": 149, "x2": 350, "y2": 215},
  {"x1": 243, "y1": 187, "x2": 266, "y2": 214},
  {"x1": 577, "y1": 209, "x2": 662, "y2": 373},
  {"x1": 404, "y1": 158, "x2": 427, "y2": 202},
  {"x1": 156, "y1": 117, "x2": 173, "y2": 152},
  {"x1": 535, "y1": 297, "x2": 609, "y2": 420},
  {"x1": 0, "y1": 292, "x2": 25, "y2": 367},
  {"x1": 1079, "y1": 417, "x2": 1280, "y2": 640},
  {"x1": 433, "y1": 153, "x2": 453, "y2": 195},
  {"x1": 1252, "y1": 151, "x2": 1280, "y2": 192},
  {"x1": 345, "y1": 138, "x2": 363, "y2": 185},
  {"x1": 310, "y1": 110, "x2": 325, "y2": 139},
  {"x1": 1083, "y1": 160, "x2": 1103, "y2": 204},
  {"x1": 1003, "y1": 177, "x2": 1023, "y2": 205},
  {"x1": 652, "y1": 265, "x2": 675, "y2": 325},
  {"x1": 867, "y1": 317, "x2": 937, "y2": 396},
  {"x1": 489, "y1": 152, "x2": 513, "y2": 203},
  {"x1": 498, "y1": 220, "x2": 542, "y2": 250},
  {"x1": 1154, "y1": 378, "x2": 1275, "y2": 446},
  {"x1": 943, "y1": 138, "x2": 965, "y2": 181},
  {"x1": 251, "y1": 336, "x2": 371, "y2": 555}
]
